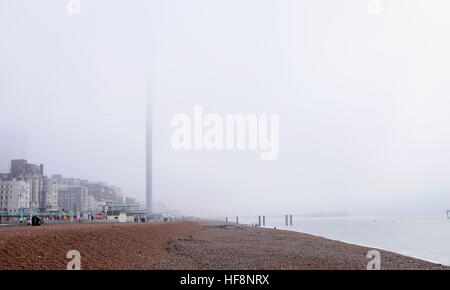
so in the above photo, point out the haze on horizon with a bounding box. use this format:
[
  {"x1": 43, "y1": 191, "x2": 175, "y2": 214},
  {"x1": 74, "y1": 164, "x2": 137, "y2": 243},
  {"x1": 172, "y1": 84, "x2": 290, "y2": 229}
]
[{"x1": 1, "y1": 0, "x2": 450, "y2": 218}]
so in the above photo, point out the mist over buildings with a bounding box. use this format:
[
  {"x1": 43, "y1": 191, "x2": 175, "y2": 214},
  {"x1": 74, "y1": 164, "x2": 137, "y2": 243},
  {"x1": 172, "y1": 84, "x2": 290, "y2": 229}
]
[{"x1": 1, "y1": 0, "x2": 450, "y2": 217}]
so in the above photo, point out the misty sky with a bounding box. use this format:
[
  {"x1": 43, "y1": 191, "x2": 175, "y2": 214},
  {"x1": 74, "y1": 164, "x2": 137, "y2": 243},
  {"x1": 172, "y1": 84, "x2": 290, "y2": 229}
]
[{"x1": 1, "y1": 0, "x2": 450, "y2": 217}]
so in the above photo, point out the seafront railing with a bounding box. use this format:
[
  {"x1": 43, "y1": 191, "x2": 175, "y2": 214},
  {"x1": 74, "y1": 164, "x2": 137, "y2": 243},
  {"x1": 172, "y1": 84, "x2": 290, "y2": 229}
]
[{"x1": 44, "y1": 219, "x2": 122, "y2": 224}]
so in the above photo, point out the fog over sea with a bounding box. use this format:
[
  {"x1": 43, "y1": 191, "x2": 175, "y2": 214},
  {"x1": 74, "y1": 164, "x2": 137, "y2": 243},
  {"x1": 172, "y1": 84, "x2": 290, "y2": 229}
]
[{"x1": 238, "y1": 215, "x2": 450, "y2": 266}]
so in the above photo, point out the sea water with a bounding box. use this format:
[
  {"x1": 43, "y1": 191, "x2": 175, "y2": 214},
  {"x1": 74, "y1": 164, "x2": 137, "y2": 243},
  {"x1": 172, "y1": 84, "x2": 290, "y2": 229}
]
[{"x1": 238, "y1": 215, "x2": 450, "y2": 266}]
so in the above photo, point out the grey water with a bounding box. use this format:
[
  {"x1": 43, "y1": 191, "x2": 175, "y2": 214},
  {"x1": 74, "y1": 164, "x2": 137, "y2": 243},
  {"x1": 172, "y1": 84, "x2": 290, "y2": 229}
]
[{"x1": 238, "y1": 215, "x2": 450, "y2": 266}]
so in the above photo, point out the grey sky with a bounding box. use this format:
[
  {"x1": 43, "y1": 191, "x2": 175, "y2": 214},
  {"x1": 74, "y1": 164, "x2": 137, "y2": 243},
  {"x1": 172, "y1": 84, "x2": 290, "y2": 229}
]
[{"x1": 2, "y1": 0, "x2": 450, "y2": 217}]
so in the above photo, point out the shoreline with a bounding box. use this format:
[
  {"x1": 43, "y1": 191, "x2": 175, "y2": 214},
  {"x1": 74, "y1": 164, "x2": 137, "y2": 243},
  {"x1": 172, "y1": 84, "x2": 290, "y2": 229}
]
[
  {"x1": 0, "y1": 221, "x2": 448, "y2": 270},
  {"x1": 261, "y1": 225, "x2": 450, "y2": 267}
]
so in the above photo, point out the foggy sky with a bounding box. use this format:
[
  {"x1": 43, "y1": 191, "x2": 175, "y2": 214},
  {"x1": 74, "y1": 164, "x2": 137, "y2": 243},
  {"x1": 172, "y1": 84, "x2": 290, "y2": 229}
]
[{"x1": 2, "y1": 0, "x2": 450, "y2": 217}]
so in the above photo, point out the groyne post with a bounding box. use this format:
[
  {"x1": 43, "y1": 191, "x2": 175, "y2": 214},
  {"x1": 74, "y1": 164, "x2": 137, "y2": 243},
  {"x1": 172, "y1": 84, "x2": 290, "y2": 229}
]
[
  {"x1": 285, "y1": 215, "x2": 288, "y2": 226},
  {"x1": 263, "y1": 215, "x2": 266, "y2": 226},
  {"x1": 289, "y1": 214, "x2": 293, "y2": 226},
  {"x1": 258, "y1": 216, "x2": 261, "y2": 227},
  {"x1": 236, "y1": 216, "x2": 239, "y2": 224}
]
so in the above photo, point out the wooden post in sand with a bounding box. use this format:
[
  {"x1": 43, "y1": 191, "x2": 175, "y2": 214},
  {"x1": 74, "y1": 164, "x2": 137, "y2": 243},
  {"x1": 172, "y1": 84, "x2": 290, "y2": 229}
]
[
  {"x1": 263, "y1": 216, "x2": 266, "y2": 226},
  {"x1": 258, "y1": 216, "x2": 261, "y2": 227},
  {"x1": 236, "y1": 216, "x2": 239, "y2": 224},
  {"x1": 289, "y1": 215, "x2": 293, "y2": 226},
  {"x1": 285, "y1": 215, "x2": 288, "y2": 226}
]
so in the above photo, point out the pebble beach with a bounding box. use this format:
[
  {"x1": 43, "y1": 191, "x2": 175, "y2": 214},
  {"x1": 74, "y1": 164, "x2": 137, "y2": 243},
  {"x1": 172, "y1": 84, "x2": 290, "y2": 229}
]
[{"x1": 0, "y1": 221, "x2": 447, "y2": 270}]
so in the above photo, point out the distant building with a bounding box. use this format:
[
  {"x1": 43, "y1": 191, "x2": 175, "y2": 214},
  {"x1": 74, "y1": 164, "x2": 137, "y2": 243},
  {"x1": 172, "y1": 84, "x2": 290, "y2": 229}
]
[
  {"x1": 0, "y1": 174, "x2": 10, "y2": 180},
  {"x1": 86, "y1": 195, "x2": 97, "y2": 212},
  {"x1": 88, "y1": 182, "x2": 123, "y2": 205},
  {"x1": 10, "y1": 159, "x2": 43, "y2": 177},
  {"x1": 125, "y1": 196, "x2": 138, "y2": 205},
  {"x1": 51, "y1": 175, "x2": 88, "y2": 187},
  {"x1": 0, "y1": 179, "x2": 31, "y2": 213},
  {"x1": 50, "y1": 174, "x2": 62, "y2": 184},
  {"x1": 57, "y1": 186, "x2": 88, "y2": 213},
  {"x1": 51, "y1": 174, "x2": 90, "y2": 212},
  {"x1": 51, "y1": 175, "x2": 125, "y2": 213},
  {"x1": 9, "y1": 159, "x2": 44, "y2": 211},
  {"x1": 0, "y1": 162, "x2": 127, "y2": 214},
  {"x1": 43, "y1": 176, "x2": 58, "y2": 211}
]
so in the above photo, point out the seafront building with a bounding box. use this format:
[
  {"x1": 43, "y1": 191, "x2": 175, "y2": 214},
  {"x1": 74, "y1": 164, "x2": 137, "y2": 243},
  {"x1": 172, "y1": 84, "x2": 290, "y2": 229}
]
[
  {"x1": 88, "y1": 182, "x2": 124, "y2": 205},
  {"x1": 0, "y1": 159, "x2": 142, "y2": 223},
  {"x1": 86, "y1": 194, "x2": 97, "y2": 212},
  {"x1": 57, "y1": 185, "x2": 88, "y2": 213},
  {"x1": 42, "y1": 176, "x2": 58, "y2": 211},
  {"x1": 51, "y1": 175, "x2": 89, "y2": 212},
  {"x1": 0, "y1": 179, "x2": 31, "y2": 213},
  {"x1": 51, "y1": 176, "x2": 125, "y2": 213},
  {"x1": 9, "y1": 159, "x2": 44, "y2": 211}
]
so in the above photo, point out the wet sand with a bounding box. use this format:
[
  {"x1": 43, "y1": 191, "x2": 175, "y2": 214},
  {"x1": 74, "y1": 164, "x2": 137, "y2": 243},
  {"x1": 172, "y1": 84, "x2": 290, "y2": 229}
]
[{"x1": 0, "y1": 221, "x2": 447, "y2": 270}]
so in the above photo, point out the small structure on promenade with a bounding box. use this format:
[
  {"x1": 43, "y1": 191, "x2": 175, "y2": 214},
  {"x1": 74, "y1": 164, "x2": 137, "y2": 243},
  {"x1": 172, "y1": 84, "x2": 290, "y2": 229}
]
[{"x1": 107, "y1": 211, "x2": 132, "y2": 223}]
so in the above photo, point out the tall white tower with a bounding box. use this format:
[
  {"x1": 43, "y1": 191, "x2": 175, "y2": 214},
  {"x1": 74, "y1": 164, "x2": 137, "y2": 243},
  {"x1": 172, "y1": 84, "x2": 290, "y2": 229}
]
[{"x1": 146, "y1": 92, "x2": 153, "y2": 215}]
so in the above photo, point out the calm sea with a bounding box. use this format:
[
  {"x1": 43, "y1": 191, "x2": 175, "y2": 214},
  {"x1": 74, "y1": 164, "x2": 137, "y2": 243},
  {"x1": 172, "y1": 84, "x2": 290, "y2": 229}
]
[{"x1": 238, "y1": 215, "x2": 450, "y2": 266}]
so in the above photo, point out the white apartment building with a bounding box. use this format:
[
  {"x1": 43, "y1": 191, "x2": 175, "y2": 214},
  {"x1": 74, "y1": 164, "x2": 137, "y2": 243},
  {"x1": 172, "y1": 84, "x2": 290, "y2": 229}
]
[
  {"x1": 43, "y1": 178, "x2": 58, "y2": 211},
  {"x1": 0, "y1": 179, "x2": 31, "y2": 213},
  {"x1": 86, "y1": 195, "x2": 99, "y2": 212}
]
